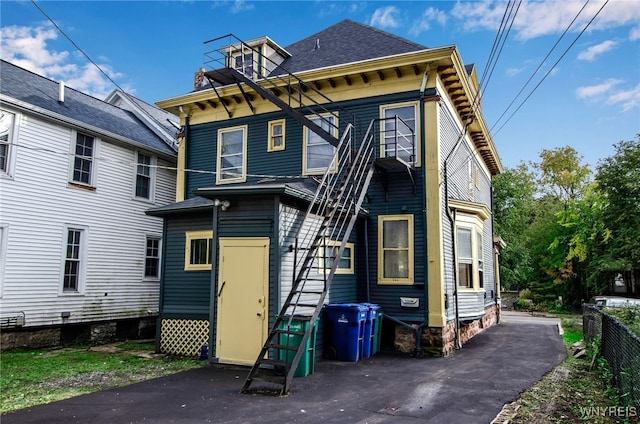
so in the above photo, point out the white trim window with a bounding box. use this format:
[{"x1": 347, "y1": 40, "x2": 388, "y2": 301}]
[
  {"x1": 144, "y1": 236, "x2": 161, "y2": 279},
  {"x1": 378, "y1": 214, "x2": 414, "y2": 285},
  {"x1": 0, "y1": 224, "x2": 7, "y2": 297},
  {"x1": 380, "y1": 102, "x2": 418, "y2": 165},
  {"x1": 62, "y1": 226, "x2": 87, "y2": 293},
  {"x1": 216, "y1": 125, "x2": 247, "y2": 184},
  {"x1": 135, "y1": 151, "x2": 156, "y2": 200},
  {"x1": 0, "y1": 110, "x2": 16, "y2": 176},
  {"x1": 233, "y1": 51, "x2": 254, "y2": 78},
  {"x1": 71, "y1": 132, "x2": 97, "y2": 186},
  {"x1": 303, "y1": 114, "x2": 338, "y2": 175}
]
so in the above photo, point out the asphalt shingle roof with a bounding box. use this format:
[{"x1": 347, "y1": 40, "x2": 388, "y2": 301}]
[
  {"x1": 0, "y1": 60, "x2": 177, "y2": 156},
  {"x1": 276, "y1": 19, "x2": 428, "y2": 74}
]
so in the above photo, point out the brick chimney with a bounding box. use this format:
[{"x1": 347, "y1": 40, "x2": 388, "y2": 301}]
[{"x1": 194, "y1": 68, "x2": 205, "y2": 90}]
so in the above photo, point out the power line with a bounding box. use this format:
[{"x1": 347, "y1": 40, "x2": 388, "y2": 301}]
[
  {"x1": 492, "y1": 0, "x2": 611, "y2": 136},
  {"x1": 30, "y1": 0, "x2": 122, "y2": 92},
  {"x1": 480, "y1": 0, "x2": 522, "y2": 96},
  {"x1": 6, "y1": 142, "x2": 307, "y2": 180},
  {"x1": 490, "y1": 0, "x2": 592, "y2": 133},
  {"x1": 30, "y1": 1, "x2": 174, "y2": 138}
]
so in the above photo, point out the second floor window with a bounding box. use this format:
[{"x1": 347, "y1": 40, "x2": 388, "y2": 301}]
[
  {"x1": 381, "y1": 103, "x2": 417, "y2": 165},
  {"x1": 135, "y1": 152, "x2": 153, "y2": 200},
  {"x1": 268, "y1": 120, "x2": 285, "y2": 152},
  {"x1": 0, "y1": 110, "x2": 15, "y2": 174},
  {"x1": 304, "y1": 115, "x2": 337, "y2": 175},
  {"x1": 72, "y1": 133, "x2": 95, "y2": 185},
  {"x1": 217, "y1": 126, "x2": 247, "y2": 184}
]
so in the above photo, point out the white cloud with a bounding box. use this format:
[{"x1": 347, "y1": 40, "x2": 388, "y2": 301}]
[
  {"x1": 607, "y1": 83, "x2": 640, "y2": 111},
  {"x1": 577, "y1": 40, "x2": 617, "y2": 61},
  {"x1": 0, "y1": 24, "x2": 124, "y2": 99},
  {"x1": 410, "y1": 7, "x2": 448, "y2": 36},
  {"x1": 574, "y1": 78, "x2": 640, "y2": 110},
  {"x1": 230, "y1": 0, "x2": 254, "y2": 14},
  {"x1": 630, "y1": 26, "x2": 640, "y2": 41},
  {"x1": 576, "y1": 78, "x2": 623, "y2": 99},
  {"x1": 451, "y1": 0, "x2": 640, "y2": 40},
  {"x1": 506, "y1": 66, "x2": 525, "y2": 77},
  {"x1": 369, "y1": 6, "x2": 401, "y2": 29}
]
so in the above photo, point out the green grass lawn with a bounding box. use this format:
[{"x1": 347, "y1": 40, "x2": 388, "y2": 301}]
[{"x1": 0, "y1": 342, "x2": 205, "y2": 414}]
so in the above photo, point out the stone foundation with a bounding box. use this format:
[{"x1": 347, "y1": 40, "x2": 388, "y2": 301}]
[
  {"x1": 393, "y1": 304, "x2": 500, "y2": 357},
  {"x1": 1, "y1": 317, "x2": 157, "y2": 351}
]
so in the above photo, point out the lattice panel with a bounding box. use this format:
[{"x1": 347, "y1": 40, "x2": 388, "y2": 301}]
[{"x1": 160, "y1": 319, "x2": 209, "y2": 357}]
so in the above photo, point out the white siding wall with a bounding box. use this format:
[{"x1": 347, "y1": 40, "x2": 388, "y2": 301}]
[
  {"x1": 278, "y1": 204, "x2": 326, "y2": 315},
  {"x1": 0, "y1": 109, "x2": 176, "y2": 327}
]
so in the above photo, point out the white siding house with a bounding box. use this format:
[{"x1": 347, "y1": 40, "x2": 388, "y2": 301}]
[{"x1": 0, "y1": 60, "x2": 178, "y2": 348}]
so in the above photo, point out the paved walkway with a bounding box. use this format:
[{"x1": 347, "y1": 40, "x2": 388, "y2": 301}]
[{"x1": 3, "y1": 312, "x2": 566, "y2": 424}]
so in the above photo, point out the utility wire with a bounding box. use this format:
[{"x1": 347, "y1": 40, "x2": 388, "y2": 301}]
[
  {"x1": 30, "y1": 1, "x2": 175, "y2": 140},
  {"x1": 490, "y1": 0, "x2": 591, "y2": 133},
  {"x1": 492, "y1": 0, "x2": 610, "y2": 136},
  {"x1": 480, "y1": 0, "x2": 522, "y2": 98}
]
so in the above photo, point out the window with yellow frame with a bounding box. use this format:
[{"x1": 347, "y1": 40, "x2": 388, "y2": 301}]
[
  {"x1": 449, "y1": 200, "x2": 489, "y2": 291},
  {"x1": 318, "y1": 240, "x2": 354, "y2": 274},
  {"x1": 303, "y1": 113, "x2": 338, "y2": 175},
  {"x1": 185, "y1": 230, "x2": 213, "y2": 271},
  {"x1": 268, "y1": 120, "x2": 285, "y2": 152},
  {"x1": 378, "y1": 215, "x2": 414, "y2": 285},
  {"x1": 379, "y1": 101, "x2": 419, "y2": 166}
]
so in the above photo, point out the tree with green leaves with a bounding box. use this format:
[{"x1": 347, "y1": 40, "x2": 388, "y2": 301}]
[
  {"x1": 535, "y1": 146, "x2": 592, "y2": 204},
  {"x1": 594, "y1": 136, "x2": 640, "y2": 294},
  {"x1": 492, "y1": 163, "x2": 536, "y2": 290}
]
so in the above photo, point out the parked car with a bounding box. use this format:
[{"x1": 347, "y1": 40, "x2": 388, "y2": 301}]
[{"x1": 593, "y1": 296, "x2": 640, "y2": 309}]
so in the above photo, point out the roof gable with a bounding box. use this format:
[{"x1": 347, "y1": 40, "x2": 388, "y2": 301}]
[
  {"x1": 0, "y1": 60, "x2": 177, "y2": 157},
  {"x1": 277, "y1": 19, "x2": 427, "y2": 74}
]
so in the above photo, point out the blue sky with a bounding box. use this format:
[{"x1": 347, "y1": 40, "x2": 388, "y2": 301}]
[{"x1": 1, "y1": 0, "x2": 638, "y2": 170}]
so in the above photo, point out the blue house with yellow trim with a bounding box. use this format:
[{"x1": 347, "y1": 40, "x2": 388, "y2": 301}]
[{"x1": 149, "y1": 20, "x2": 503, "y2": 393}]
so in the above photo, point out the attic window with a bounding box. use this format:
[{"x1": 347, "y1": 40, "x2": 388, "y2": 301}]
[{"x1": 233, "y1": 52, "x2": 254, "y2": 78}]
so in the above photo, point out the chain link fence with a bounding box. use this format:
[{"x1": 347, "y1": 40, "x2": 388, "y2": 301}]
[{"x1": 583, "y1": 304, "x2": 640, "y2": 408}]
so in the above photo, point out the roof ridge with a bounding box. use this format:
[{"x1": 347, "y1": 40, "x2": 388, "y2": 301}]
[{"x1": 0, "y1": 59, "x2": 168, "y2": 119}]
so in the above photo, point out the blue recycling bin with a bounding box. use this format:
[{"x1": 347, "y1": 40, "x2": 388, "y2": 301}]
[
  {"x1": 361, "y1": 303, "x2": 381, "y2": 358},
  {"x1": 325, "y1": 303, "x2": 368, "y2": 362}
]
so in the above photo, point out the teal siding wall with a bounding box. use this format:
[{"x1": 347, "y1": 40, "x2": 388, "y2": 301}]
[
  {"x1": 183, "y1": 90, "x2": 431, "y2": 325},
  {"x1": 160, "y1": 211, "x2": 213, "y2": 320}
]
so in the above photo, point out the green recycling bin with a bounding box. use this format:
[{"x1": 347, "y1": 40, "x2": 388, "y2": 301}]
[{"x1": 278, "y1": 316, "x2": 316, "y2": 377}]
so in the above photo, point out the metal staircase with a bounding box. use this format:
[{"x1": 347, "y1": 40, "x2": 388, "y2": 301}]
[
  {"x1": 203, "y1": 35, "x2": 415, "y2": 395},
  {"x1": 203, "y1": 34, "x2": 351, "y2": 148},
  {"x1": 241, "y1": 119, "x2": 379, "y2": 395}
]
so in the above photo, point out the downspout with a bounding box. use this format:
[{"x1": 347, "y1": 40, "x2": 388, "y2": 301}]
[
  {"x1": 490, "y1": 184, "x2": 500, "y2": 322},
  {"x1": 364, "y1": 217, "x2": 371, "y2": 303},
  {"x1": 208, "y1": 204, "x2": 220, "y2": 362},
  {"x1": 444, "y1": 119, "x2": 473, "y2": 350},
  {"x1": 414, "y1": 72, "x2": 430, "y2": 356}
]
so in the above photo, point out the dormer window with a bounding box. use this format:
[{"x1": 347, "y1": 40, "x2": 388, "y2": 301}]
[{"x1": 233, "y1": 51, "x2": 254, "y2": 78}]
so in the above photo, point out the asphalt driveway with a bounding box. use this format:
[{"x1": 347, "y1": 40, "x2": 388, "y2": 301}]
[{"x1": 3, "y1": 311, "x2": 566, "y2": 424}]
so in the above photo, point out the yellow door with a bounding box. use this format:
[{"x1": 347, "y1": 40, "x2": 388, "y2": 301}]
[{"x1": 216, "y1": 237, "x2": 269, "y2": 365}]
